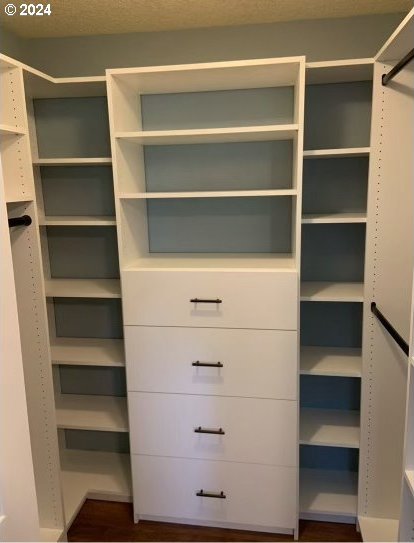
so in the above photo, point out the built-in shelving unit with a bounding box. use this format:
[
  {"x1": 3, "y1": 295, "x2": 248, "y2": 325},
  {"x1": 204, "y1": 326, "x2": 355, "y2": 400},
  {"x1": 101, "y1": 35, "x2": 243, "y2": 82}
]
[{"x1": 299, "y1": 58, "x2": 372, "y2": 524}]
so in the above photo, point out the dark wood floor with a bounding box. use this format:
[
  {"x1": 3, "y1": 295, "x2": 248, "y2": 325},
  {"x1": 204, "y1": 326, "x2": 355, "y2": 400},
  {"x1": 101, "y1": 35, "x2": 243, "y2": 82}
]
[{"x1": 68, "y1": 500, "x2": 362, "y2": 542}]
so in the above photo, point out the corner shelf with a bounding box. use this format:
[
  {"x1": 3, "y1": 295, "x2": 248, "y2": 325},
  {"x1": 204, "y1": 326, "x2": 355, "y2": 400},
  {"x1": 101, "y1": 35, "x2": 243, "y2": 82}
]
[
  {"x1": 115, "y1": 124, "x2": 299, "y2": 145},
  {"x1": 55, "y1": 394, "x2": 128, "y2": 432},
  {"x1": 40, "y1": 216, "x2": 116, "y2": 226},
  {"x1": 45, "y1": 278, "x2": 121, "y2": 298},
  {"x1": 0, "y1": 123, "x2": 26, "y2": 136},
  {"x1": 300, "y1": 468, "x2": 358, "y2": 518},
  {"x1": 33, "y1": 157, "x2": 112, "y2": 166},
  {"x1": 120, "y1": 189, "x2": 297, "y2": 199},
  {"x1": 300, "y1": 408, "x2": 360, "y2": 448},
  {"x1": 51, "y1": 337, "x2": 125, "y2": 367},
  {"x1": 302, "y1": 212, "x2": 366, "y2": 224},
  {"x1": 300, "y1": 282, "x2": 364, "y2": 302},
  {"x1": 300, "y1": 346, "x2": 362, "y2": 378},
  {"x1": 60, "y1": 448, "x2": 131, "y2": 529},
  {"x1": 303, "y1": 148, "x2": 370, "y2": 159}
]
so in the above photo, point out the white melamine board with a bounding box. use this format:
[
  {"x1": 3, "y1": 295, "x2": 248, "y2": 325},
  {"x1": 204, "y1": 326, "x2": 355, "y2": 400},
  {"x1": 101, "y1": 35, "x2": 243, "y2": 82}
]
[
  {"x1": 358, "y1": 516, "x2": 399, "y2": 542},
  {"x1": 55, "y1": 394, "x2": 128, "y2": 432},
  {"x1": 109, "y1": 57, "x2": 303, "y2": 93},
  {"x1": 301, "y1": 282, "x2": 364, "y2": 302},
  {"x1": 0, "y1": 124, "x2": 26, "y2": 135},
  {"x1": 405, "y1": 471, "x2": 414, "y2": 497},
  {"x1": 302, "y1": 212, "x2": 366, "y2": 224},
  {"x1": 40, "y1": 216, "x2": 116, "y2": 226},
  {"x1": 38, "y1": 527, "x2": 65, "y2": 542},
  {"x1": 303, "y1": 148, "x2": 370, "y2": 158},
  {"x1": 306, "y1": 59, "x2": 374, "y2": 85},
  {"x1": 300, "y1": 469, "x2": 358, "y2": 517},
  {"x1": 376, "y1": 8, "x2": 414, "y2": 62},
  {"x1": 120, "y1": 189, "x2": 297, "y2": 199},
  {"x1": 51, "y1": 337, "x2": 125, "y2": 367},
  {"x1": 359, "y1": 57, "x2": 414, "y2": 520},
  {"x1": 25, "y1": 72, "x2": 107, "y2": 99},
  {"x1": 300, "y1": 347, "x2": 362, "y2": 378},
  {"x1": 60, "y1": 449, "x2": 131, "y2": 529},
  {"x1": 45, "y1": 278, "x2": 121, "y2": 298},
  {"x1": 122, "y1": 270, "x2": 297, "y2": 330},
  {"x1": 300, "y1": 408, "x2": 360, "y2": 448},
  {"x1": 116, "y1": 124, "x2": 298, "y2": 145},
  {"x1": 129, "y1": 393, "x2": 297, "y2": 466},
  {"x1": 132, "y1": 455, "x2": 296, "y2": 531},
  {"x1": 125, "y1": 326, "x2": 297, "y2": 400},
  {"x1": 34, "y1": 158, "x2": 112, "y2": 166},
  {"x1": 125, "y1": 254, "x2": 296, "y2": 270}
]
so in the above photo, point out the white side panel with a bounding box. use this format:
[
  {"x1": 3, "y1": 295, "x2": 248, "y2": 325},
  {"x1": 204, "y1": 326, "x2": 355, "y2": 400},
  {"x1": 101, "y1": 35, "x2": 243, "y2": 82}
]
[
  {"x1": 0, "y1": 160, "x2": 40, "y2": 542},
  {"x1": 359, "y1": 58, "x2": 414, "y2": 520}
]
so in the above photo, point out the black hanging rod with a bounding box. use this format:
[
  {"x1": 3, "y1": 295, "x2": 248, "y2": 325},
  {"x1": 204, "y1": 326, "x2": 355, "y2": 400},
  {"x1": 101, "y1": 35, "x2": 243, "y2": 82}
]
[
  {"x1": 382, "y1": 48, "x2": 414, "y2": 86},
  {"x1": 8, "y1": 215, "x2": 32, "y2": 228},
  {"x1": 371, "y1": 302, "x2": 409, "y2": 356}
]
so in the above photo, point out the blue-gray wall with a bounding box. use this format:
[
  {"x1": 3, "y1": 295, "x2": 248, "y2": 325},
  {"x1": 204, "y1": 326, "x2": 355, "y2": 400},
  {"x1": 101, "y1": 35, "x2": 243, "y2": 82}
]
[{"x1": 0, "y1": 12, "x2": 406, "y2": 76}]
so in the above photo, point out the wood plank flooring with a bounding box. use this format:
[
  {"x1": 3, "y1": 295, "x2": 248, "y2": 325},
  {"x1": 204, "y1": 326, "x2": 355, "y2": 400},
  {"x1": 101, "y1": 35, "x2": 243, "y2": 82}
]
[{"x1": 68, "y1": 500, "x2": 362, "y2": 542}]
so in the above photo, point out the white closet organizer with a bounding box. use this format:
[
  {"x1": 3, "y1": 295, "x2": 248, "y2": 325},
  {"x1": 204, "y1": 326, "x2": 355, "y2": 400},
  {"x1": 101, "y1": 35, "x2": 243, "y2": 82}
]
[
  {"x1": 107, "y1": 57, "x2": 305, "y2": 537},
  {"x1": 300, "y1": 58, "x2": 373, "y2": 524}
]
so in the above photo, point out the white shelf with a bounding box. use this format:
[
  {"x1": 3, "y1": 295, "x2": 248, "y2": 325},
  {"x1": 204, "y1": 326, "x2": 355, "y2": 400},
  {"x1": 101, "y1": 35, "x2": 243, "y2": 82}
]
[
  {"x1": 300, "y1": 408, "x2": 360, "y2": 449},
  {"x1": 45, "y1": 278, "x2": 121, "y2": 298},
  {"x1": 300, "y1": 468, "x2": 358, "y2": 518},
  {"x1": 124, "y1": 253, "x2": 296, "y2": 271},
  {"x1": 108, "y1": 57, "x2": 302, "y2": 93},
  {"x1": 40, "y1": 216, "x2": 116, "y2": 226},
  {"x1": 358, "y1": 516, "x2": 399, "y2": 542},
  {"x1": 302, "y1": 212, "x2": 366, "y2": 224},
  {"x1": 60, "y1": 449, "x2": 131, "y2": 528},
  {"x1": 51, "y1": 337, "x2": 125, "y2": 367},
  {"x1": 120, "y1": 189, "x2": 297, "y2": 199},
  {"x1": 406, "y1": 469, "x2": 414, "y2": 497},
  {"x1": 55, "y1": 394, "x2": 128, "y2": 432},
  {"x1": 301, "y1": 282, "x2": 364, "y2": 302},
  {"x1": 303, "y1": 148, "x2": 370, "y2": 159},
  {"x1": 306, "y1": 59, "x2": 374, "y2": 85},
  {"x1": 300, "y1": 346, "x2": 362, "y2": 378},
  {"x1": 376, "y1": 9, "x2": 414, "y2": 62},
  {"x1": 39, "y1": 527, "x2": 64, "y2": 542},
  {"x1": 33, "y1": 157, "x2": 112, "y2": 166},
  {"x1": 0, "y1": 123, "x2": 26, "y2": 136},
  {"x1": 115, "y1": 124, "x2": 299, "y2": 145}
]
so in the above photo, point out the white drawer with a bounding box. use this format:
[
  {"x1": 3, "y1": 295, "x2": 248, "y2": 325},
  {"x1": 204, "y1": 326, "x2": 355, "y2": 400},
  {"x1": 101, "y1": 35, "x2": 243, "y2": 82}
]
[
  {"x1": 132, "y1": 455, "x2": 296, "y2": 531},
  {"x1": 129, "y1": 392, "x2": 297, "y2": 466},
  {"x1": 125, "y1": 327, "x2": 297, "y2": 400},
  {"x1": 122, "y1": 270, "x2": 297, "y2": 330}
]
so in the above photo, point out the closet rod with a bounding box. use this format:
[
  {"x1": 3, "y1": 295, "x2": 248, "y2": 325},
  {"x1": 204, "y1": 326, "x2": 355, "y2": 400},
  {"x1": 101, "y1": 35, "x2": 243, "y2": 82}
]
[
  {"x1": 371, "y1": 302, "x2": 409, "y2": 355},
  {"x1": 8, "y1": 215, "x2": 32, "y2": 228},
  {"x1": 382, "y1": 48, "x2": 414, "y2": 86}
]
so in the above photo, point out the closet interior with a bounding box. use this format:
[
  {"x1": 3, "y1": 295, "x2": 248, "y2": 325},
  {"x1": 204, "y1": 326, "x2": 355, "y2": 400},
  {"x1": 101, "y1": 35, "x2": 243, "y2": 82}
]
[{"x1": 1, "y1": 7, "x2": 414, "y2": 541}]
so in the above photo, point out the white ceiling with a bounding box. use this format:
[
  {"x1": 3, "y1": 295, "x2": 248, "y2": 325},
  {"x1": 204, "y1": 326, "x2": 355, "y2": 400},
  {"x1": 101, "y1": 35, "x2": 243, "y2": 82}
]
[{"x1": 1, "y1": 0, "x2": 412, "y2": 38}]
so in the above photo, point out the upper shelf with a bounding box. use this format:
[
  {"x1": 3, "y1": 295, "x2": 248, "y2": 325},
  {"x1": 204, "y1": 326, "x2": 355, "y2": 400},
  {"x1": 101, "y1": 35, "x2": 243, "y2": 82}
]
[
  {"x1": 40, "y1": 216, "x2": 116, "y2": 226},
  {"x1": 300, "y1": 408, "x2": 360, "y2": 449},
  {"x1": 34, "y1": 158, "x2": 112, "y2": 166},
  {"x1": 51, "y1": 337, "x2": 125, "y2": 367},
  {"x1": 376, "y1": 8, "x2": 414, "y2": 62},
  {"x1": 303, "y1": 148, "x2": 370, "y2": 159},
  {"x1": 45, "y1": 278, "x2": 121, "y2": 299},
  {"x1": 306, "y1": 59, "x2": 374, "y2": 85},
  {"x1": 301, "y1": 282, "x2": 364, "y2": 302},
  {"x1": 302, "y1": 212, "x2": 367, "y2": 224},
  {"x1": 120, "y1": 189, "x2": 297, "y2": 199},
  {"x1": 108, "y1": 57, "x2": 304, "y2": 94},
  {"x1": 115, "y1": 124, "x2": 299, "y2": 145}
]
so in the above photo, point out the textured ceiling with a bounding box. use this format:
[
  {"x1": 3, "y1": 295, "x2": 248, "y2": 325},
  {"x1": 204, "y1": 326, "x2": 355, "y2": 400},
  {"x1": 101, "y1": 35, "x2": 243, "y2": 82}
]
[{"x1": 0, "y1": 0, "x2": 412, "y2": 38}]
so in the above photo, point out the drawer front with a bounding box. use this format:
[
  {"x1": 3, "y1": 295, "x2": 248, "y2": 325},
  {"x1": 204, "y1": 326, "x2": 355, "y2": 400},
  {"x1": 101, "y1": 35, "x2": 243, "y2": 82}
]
[
  {"x1": 132, "y1": 455, "x2": 297, "y2": 530},
  {"x1": 129, "y1": 393, "x2": 297, "y2": 466},
  {"x1": 122, "y1": 270, "x2": 297, "y2": 330},
  {"x1": 125, "y1": 327, "x2": 297, "y2": 400}
]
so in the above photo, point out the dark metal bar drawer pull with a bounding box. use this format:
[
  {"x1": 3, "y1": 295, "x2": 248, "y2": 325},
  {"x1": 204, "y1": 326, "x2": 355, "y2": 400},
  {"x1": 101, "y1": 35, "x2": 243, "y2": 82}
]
[
  {"x1": 190, "y1": 298, "x2": 222, "y2": 304},
  {"x1": 8, "y1": 215, "x2": 32, "y2": 228},
  {"x1": 196, "y1": 490, "x2": 226, "y2": 499},
  {"x1": 194, "y1": 426, "x2": 225, "y2": 435},
  {"x1": 192, "y1": 361, "x2": 223, "y2": 368}
]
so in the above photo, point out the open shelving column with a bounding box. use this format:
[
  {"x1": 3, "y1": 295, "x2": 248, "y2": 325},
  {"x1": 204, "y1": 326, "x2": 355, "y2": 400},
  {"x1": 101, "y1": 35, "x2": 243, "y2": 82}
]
[
  {"x1": 0, "y1": 54, "x2": 65, "y2": 542},
  {"x1": 299, "y1": 58, "x2": 374, "y2": 524},
  {"x1": 22, "y1": 61, "x2": 132, "y2": 532}
]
